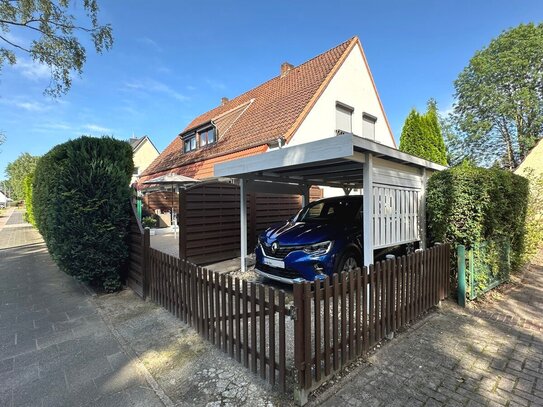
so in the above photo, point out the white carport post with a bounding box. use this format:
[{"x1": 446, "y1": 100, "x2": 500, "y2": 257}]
[
  {"x1": 363, "y1": 152, "x2": 374, "y2": 267},
  {"x1": 240, "y1": 178, "x2": 248, "y2": 272}
]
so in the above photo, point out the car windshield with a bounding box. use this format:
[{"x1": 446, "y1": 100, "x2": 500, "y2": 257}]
[{"x1": 298, "y1": 199, "x2": 361, "y2": 223}]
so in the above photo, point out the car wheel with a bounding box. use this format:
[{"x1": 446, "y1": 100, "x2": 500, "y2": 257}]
[{"x1": 337, "y1": 251, "x2": 361, "y2": 274}]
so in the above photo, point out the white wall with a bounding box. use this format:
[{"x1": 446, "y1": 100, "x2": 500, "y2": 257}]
[{"x1": 288, "y1": 45, "x2": 395, "y2": 148}]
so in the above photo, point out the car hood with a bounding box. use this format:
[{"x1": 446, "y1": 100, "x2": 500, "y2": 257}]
[{"x1": 261, "y1": 221, "x2": 345, "y2": 246}]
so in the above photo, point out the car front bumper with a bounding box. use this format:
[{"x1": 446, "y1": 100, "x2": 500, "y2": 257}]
[{"x1": 254, "y1": 267, "x2": 298, "y2": 284}]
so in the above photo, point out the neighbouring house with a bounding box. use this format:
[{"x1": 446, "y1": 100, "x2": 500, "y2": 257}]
[
  {"x1": 515, "y1": 138, "x2": 543, "y2": 178},
  {"x1": 139, "y1": 36, "x2": 396, "y2": 198},
  {"x1": 129, "y1": 135, "x2": 160, "y2": 185}
]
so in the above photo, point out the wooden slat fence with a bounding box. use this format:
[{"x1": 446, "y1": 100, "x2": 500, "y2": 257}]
[
  {"x1": 147, "y1": 247, "x2": 289, "y2": 391},
  {"x1": 292, "y1": 244, "x2": 451, "y2": 402},
  {"x1": 179, "y1": 182, "x2": 318, "y2": 265},
  {"x1": 127, "y1": 223, "x2": 451, "y2": 405},
  {"x1": 144, "y1": 190, "x2": 179, "y2": 213}
]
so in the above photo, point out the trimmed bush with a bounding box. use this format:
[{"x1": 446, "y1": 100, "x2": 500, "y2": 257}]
[
  {"x1": 33, "y1": 136, "x2": 133, "y2": 291},
  {"x1": 23, "y1": 172, "x2": 35, "y2": 226},
  {"x1": 426, "y1": 162, "x2": 529, "y2": 274}
]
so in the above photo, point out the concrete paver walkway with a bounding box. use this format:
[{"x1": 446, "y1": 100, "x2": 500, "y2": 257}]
[
  {"x1": 0, "y1": 210, "x2": 165, "y2": 407},
  {"x1": 315, "y1": 251, "x2": 543, "y2": 407}
]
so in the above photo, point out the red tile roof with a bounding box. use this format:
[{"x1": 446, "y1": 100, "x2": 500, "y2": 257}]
[{"x1": 142, "y1": 37, "x2": 358, "y2": 179}]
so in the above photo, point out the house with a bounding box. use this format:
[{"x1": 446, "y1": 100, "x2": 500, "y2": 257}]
[
  {"x1": 515, "y1": 138, "x2": 543, "y2": 178},
  {"x1": 139, "y1": 36, "x2": 396, "y2": 197},
  {"x1": 0, "y1": 190, "x2": 11, "y2": 208},
  {"x1": 129, "y1": 135, "x2": 160, "y2": 185}
]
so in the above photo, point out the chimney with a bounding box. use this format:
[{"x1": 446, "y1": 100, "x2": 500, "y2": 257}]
[
  {"x1": 280, "y1": 62, "x2": 294, "y2": 77},
  {"x1": 221, "y1": 97, "x2": 229, "y2": 106}
]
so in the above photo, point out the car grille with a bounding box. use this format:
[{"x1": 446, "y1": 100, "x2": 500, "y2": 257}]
[
  {"x1": 256, "y1": 263, "x2": 300, "y2": 279},
  {"x1": 261, "y1": 244, "x2": 305, "y2": 259}
]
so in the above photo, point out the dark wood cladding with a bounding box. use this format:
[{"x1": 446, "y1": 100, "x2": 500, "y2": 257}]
[
  {"x1": 147, "y1": 247, "x2": 289, "y2": 391},
  {"x1": 179, "y1": 182, "x2": 319, "y2": 265},
  {"x1": 293, "y1": 244, "x2": 451, "y2": 397},
  {"x1": 144, "y1": 191, "x2": 179, "y2": 213}
]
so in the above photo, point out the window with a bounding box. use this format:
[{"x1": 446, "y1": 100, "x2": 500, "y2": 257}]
[
  {"x1": 133, "y1": 167, "x2": 139, "y2": 175},
  {"x1": 184, "y1": 134, "x2": 197, "y2": 153},
  {"x1": 299, "y1": 199, "x2": 362, "y2": 222},
  {"x1": 363, "y1": 113, "x2": 377, "y2": 141},
  {"x1": 336, "y1": 102, "x2": 353, "y2": 133},
  {"x1": 199, "y1": 127, "x2": 216, "y2": 147}
]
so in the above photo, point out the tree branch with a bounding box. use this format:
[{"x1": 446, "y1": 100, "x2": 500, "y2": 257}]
[{"x1": 0, "y1": 34, "x2": 30, "y2": 53}]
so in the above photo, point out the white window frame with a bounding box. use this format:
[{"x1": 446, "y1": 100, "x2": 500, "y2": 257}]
[
  {"x1": 336, "y1": 101, "x2": 354, "y2": 133},
  {"x1": 363, "y1": 112, "x2": 377, "y2": 141}
]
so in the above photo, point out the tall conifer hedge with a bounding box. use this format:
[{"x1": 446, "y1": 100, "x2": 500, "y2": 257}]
[
  {"x1": 33, "y1": 136, "x2": 133, "y2": 291},
  {"x1": 399, "y1": 100, "x2": 448, "y2": 165}
]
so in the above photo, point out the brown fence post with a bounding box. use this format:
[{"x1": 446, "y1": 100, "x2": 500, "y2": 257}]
[
  {"x1": 293, "y1": 280, "x2": 309, "y2": 406},
  {"x1": 179, "y1": 188, "x2": 187, "y2": 259},
  {"x1": 142, "y1": 227, "x2": 150, "y2": 299}
]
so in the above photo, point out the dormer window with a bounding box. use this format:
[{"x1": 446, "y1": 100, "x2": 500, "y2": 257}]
[
  {"x1": 184, "y1": 133, "x2": 197, "y2": 153},
  {"x1": 199, "y1": 127, "x2": 216, "y2": 147}
]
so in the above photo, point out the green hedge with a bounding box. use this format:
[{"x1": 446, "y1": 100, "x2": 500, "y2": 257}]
[
  {"x1": 23, "y1": 172, "x2": 35, "y2": 226},
  {"x1": 427, "y1": 162, "x2": 529, "y2": 273},
  {"x1": 33, "y1": 136, "x2": 133, "y2": 291}
]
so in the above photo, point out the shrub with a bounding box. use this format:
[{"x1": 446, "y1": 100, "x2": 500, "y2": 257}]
[
  {"x1": 142, "y1": 216, "x2": 157, "y2": 228},
  {"x1": 23, "y1": 172, "x2": 35, "y2": 226},
  {"x1": 426, "y1": 162, "x2": 529, "y2": 274},
  {"x1": 33, "y1": 136, "x2": 133, "y2": 291}
]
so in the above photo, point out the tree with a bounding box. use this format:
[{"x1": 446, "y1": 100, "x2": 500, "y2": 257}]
[
  {"x1": 5, "y1": 152, "x2": 39, "y2": 200},
  {"x1": 453, "y1": 23, "x2": 543, "y2": 169},
  {"x1": 0, "y1": 0, "x2": 113, "y2": 97},
  {"x1": 399, "y1": 100, "x2": 448, "y2": 165}
]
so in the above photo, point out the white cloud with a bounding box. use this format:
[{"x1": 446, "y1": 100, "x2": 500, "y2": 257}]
[
  {"x1": 16, "y1": 101, "x2": 49, "y2": 112},
  {"x1": 137, "y1": 37, "x2": 162, "y2": 52},
  {"x1": 123, "y1": 79, "x2": 188, "y2": 102},
  {"x1": 12, "y1": 58, "x2": 50, "y2": 81},
  {"x1": 83, "y1": 124, "x2": 112, "y2": 133},
  {"x1": 205, "y1": 79, "x2": 226, "y2": 91},
  {"x1": 0, "y1": 97, "x2": 50, "y2": 112}
]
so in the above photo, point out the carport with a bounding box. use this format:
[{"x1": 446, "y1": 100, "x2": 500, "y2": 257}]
[{"x1": 214, "y1": 133, "x2": 446, "y2": 272}]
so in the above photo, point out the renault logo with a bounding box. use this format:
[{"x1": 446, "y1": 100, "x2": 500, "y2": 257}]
[{"x1": 271, "y1": 242, "x2": 279, "y2": 253}]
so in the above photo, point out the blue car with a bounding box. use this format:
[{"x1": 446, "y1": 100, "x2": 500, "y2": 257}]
[{"x1": 255, "y1": 196, "x2": 363, "y2": 284}]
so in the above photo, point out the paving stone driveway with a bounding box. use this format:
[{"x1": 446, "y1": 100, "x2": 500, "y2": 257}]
[
  {"x1": 314, "y1": 252, "x2": 543, "y2": 407},
  {"x1": 0, "y1": 210, "x2": 165, "y2": 407}
]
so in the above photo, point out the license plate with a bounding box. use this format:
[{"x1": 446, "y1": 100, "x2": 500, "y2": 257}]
[{"x1": 262, "y1": 256, "x2": 284, "y2": 269}]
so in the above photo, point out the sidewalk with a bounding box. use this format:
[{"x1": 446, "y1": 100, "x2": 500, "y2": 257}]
[
  {"x1": 0, "y1": 210, "x2": 165, "y2": 407},
  {"x1": 313, "y1": 251, "x2": 543, "y2": 407}
]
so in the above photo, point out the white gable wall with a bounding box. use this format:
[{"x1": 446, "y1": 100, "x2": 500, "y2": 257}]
[{"x1": 288, "y1": 44, "x2": 395, "y2": 148}]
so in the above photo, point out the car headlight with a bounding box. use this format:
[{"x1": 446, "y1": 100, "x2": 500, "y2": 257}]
[{"x1": 303, "y1": 241, "x2": 333, "y2": 255}]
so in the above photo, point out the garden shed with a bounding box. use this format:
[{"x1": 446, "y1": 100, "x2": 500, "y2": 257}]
[{"x1": 214, "y1": 133, "x2": 446, "y2": 271}]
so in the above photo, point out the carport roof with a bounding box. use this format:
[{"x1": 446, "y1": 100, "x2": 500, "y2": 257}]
[{"x1": 214, "y1": 134, "x2": 446, "y2": 188}]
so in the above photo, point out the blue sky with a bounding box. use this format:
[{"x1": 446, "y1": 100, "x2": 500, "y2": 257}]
[{"x1": 1, "y1": 0, "x2": 542, "y2": 176}]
